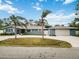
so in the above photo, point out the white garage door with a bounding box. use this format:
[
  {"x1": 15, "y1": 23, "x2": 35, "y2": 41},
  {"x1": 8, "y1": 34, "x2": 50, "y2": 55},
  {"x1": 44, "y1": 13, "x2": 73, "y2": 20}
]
[{"x1": 55, "y1": 30, "x2": 70, "y2": 36}]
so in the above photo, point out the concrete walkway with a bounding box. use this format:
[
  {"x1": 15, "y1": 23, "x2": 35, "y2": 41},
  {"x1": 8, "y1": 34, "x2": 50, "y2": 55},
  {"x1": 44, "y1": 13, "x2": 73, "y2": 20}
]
[
  {"x1": 0, "y1": 35, "x2": 79, "y2": 47},
  {"x1": 0, "y1": 47, "x2": 79, "y2": 59}
]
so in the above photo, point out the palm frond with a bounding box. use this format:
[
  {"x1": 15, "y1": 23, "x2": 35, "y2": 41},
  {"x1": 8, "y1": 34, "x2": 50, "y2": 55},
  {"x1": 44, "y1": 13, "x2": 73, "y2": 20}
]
[{"x1": 41, "y1": 10, "x2": 51, "y2": 18}]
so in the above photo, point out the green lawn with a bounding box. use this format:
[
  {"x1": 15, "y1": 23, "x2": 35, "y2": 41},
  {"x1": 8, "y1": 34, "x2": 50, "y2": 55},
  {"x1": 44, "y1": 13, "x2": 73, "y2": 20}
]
[{"x1": 0, "y1": 38, "x2": 72, "y2": 48}]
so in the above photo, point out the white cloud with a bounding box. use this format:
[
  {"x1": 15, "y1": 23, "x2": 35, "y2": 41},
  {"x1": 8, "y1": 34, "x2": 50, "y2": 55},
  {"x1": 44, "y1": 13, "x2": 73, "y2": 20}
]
[
  {"x1": 33, "y1": 6, "x2": 41, "y2": 11},
  {"x1": 55, "y1": 10, "x2": 66, "y2": 15},
  {"x1": 63, "y1": 0, "x2": 76, "y2": 4},
  {"x1": 0, "y1": 0, "x2": 24, "y2": 14},
  {"x1": 36, "y1": 2, "x2": 40, "y2": 6},
  {"x1": 5, "y1": 0, "x2": 13, "y2": 4},
  {"x1": 0, "y1": 4, "x2": 24, "y2": 14},
  {"x1": 45, "y1": 12, "x2": 75, "y2": 25},
  {"x1": 55, "y1": 0, "x2": 76, "y2": 4},
  {"x1": 46, "y1": 13, "x2": 75, "y2": 20},
  {"x1": 32, "y1": 2, "x2": 42, "y2": 11}
]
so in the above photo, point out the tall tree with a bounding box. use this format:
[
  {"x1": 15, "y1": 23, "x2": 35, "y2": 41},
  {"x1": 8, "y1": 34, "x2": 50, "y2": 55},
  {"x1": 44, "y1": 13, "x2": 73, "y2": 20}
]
[
  {"x1": 75, "y1": 1, "x2": 79, "y2": 28},
  {"x1": 69, "y1": 1, "x2": 79, "y2": 28},
  {"x1": 41, "y1": 10, "x2": 51, "y2": 39},
  {"x1": 9, "y1": 15, "x2": 26, "y2": 39},
  {"x1": 69, "y1": 1, "x2": 79, "y2": 36},
  {"x1": 69, "y1": 18, "x2": 79, "y2": 27}
]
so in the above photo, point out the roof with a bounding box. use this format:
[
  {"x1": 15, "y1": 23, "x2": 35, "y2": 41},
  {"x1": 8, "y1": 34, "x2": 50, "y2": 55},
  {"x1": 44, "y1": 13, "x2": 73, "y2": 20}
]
[
  {"x1": 4, "y1": 25, "x2": 79, "y2": 30},
  {"x1": 49, "y1": 26, "x2": 78, "y2": 30},
  {"x1": 27, "y1": 26, "x2": 46, "y2": 29},
  {"x1": 4, "y1": 26, "x2": 26, "y2": 29}
]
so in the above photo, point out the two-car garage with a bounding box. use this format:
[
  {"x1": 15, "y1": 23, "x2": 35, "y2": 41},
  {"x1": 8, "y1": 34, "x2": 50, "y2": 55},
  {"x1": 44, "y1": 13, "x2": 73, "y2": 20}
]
[{"x1": 49, "y1": 27, "x2": 78, "y2": 36}]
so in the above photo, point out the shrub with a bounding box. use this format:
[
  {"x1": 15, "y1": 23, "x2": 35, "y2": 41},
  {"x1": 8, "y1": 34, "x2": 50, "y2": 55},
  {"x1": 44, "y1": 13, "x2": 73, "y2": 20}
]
[
  {"x1": 76, "y1": 31, "x2": 79, "y2": 36},
  {"x1": 0, "y1": 33, "x2": 15, "y2": 36}
]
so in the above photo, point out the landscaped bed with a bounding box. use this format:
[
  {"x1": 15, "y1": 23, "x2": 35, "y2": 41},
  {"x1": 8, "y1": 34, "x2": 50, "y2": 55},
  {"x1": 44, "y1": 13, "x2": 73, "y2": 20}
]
[{"x1": 0, "y1": 38, "x2": 72, "y2": 48}]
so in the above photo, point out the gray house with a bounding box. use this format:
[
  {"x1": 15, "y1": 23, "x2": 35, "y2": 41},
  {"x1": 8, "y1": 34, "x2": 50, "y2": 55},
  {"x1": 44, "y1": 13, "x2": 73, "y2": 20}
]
[{"x1": 4, "y1": 25, "x2": 79, "y2": 36}]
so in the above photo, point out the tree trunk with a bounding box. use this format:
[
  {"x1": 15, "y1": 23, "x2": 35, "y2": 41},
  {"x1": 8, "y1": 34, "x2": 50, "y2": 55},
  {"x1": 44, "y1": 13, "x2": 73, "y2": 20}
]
[
  {"x1": 41, "y1": 19, "x2": 44, "y2": 40},
  {"x1": 14, "y1": 25, "x2": 17, "y2": 39}
]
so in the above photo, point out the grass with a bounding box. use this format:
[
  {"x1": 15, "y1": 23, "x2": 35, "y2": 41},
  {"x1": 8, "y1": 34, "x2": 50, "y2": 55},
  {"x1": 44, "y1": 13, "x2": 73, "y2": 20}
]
[{"x1": 0, "y1": 38, "x2": 72, "y2": 48}]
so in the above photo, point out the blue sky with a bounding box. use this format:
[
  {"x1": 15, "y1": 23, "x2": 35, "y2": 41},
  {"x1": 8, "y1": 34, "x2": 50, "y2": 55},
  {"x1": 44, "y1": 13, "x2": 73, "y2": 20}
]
[{"x1": 0, "y1": 0, "x2": 77, "y2": 26}]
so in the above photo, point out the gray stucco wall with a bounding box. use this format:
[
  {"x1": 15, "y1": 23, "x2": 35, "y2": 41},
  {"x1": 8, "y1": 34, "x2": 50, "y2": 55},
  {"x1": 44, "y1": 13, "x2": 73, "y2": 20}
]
[{"x1": 25, "y1": 31, "x2": 42, "y2": 35}]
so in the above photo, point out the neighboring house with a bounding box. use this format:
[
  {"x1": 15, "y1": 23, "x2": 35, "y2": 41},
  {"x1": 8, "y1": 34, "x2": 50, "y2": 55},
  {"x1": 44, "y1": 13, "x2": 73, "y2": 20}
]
[{"x1": 3, "y1": 25, "x2": 79, "y2": 36}]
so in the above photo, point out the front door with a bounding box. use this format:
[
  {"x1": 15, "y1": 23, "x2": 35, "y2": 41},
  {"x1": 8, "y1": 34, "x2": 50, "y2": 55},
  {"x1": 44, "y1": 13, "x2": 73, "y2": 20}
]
[{"x1": 17, "y1": 29, "x2": 20, "y2": 34}]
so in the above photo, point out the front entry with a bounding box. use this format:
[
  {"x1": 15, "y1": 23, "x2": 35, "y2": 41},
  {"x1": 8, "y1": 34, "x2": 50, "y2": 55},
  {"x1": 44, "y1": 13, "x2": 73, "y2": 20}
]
[
  {"x1": 17, "y1": 29, "x2": 21, "y2": 34},
  {"x1": 21, "y1": 29, "x2": 25, "y2": 34}
]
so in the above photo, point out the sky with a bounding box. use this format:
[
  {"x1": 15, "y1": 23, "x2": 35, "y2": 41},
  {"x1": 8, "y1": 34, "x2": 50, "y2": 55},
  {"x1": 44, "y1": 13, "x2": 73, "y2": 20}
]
[{"x1": 0, "y1": 0, "x2": 78, "y2": 26}]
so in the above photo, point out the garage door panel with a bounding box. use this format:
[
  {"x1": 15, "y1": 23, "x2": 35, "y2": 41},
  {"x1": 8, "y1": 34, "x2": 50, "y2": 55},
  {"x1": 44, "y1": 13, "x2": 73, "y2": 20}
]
[{"x1": 55, "y1": 30, "x2": 70, "y2": 36}]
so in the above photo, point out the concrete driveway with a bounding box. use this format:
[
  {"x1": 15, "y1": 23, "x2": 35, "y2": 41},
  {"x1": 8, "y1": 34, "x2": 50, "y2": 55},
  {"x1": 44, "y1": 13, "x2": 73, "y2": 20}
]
[{"x1": 0, "y1": 35, "x2": 79, "y2": 47}]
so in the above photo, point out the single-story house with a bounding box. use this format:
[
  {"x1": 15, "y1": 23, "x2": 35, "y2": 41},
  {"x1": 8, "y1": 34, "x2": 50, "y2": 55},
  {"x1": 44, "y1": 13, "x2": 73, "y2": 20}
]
[{"x1": 3, "y1": 25, "x2": 79, "y2": 36}]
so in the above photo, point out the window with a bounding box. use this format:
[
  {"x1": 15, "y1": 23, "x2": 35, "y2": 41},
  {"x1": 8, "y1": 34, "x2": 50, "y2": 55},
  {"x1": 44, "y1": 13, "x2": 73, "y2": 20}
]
[
  {"x1": 6, "y1": 28, "x2": 13, "y2": 32},
  {"x1": 44, "y1": 29, "x2": 48, "y2": 30},
  {"x1": 6, "y1": 29, "x2": 8, "y2": 32},
  {"x1": 8, "y1": 29, "x2": 10, "y2": 32},
  {"x1": 27, "y1": 29, "x2": 31, "y2": 32},
  {"x1": 38, "y1": 29, "x2": 41, "y2": 31},
  {"x1": 32, "y1": 29, "x2": 38, "y2": 32},
  {"x1": 10, "y1": 29, "x2": 13, "y2": 32}
]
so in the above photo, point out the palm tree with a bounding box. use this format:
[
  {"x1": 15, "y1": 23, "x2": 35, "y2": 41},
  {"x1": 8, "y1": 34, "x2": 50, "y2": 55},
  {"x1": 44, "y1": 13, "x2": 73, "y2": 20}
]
[
  {"x1": 74, "y1": 1, "x2": 79, "y2": 28},
  {"x1": 69, "y1": 1, "x2": 79, "y2": 36},
  {"x1": 41, "y1": 10, "x2": 51, "y2": 39},
  {"x1": 74, "y1": 18, "x2": 79, "y2": 28},
  {"x1": 9, "y1": 15, "x2": 26, "y2": 39}
]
